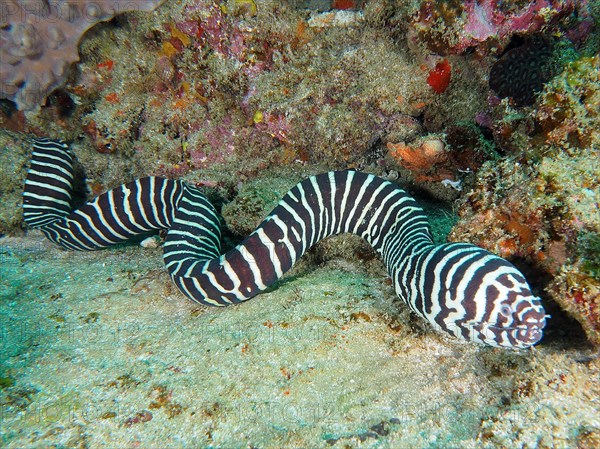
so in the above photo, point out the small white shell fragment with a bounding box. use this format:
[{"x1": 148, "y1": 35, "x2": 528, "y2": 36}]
[
  {"x1": 308, "y1": 10, "x2": 364, "y2": 28},
  {"x1": 441, "y1": 179, "x2": 462, "y2": 191},
  {"x1": 140, "y1": 236, "x2": 161, "y2": 248}
]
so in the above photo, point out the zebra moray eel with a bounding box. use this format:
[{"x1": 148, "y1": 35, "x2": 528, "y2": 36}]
[{"x1": 23, "y1": 137, "x2": 546, "y2": 349}]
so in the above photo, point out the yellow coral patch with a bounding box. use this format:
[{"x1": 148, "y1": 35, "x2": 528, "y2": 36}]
[
  {"x1": 161, "y1": 41, "x2": 178, "y2": 58},
  {"x1": 235, "y1": 0, "x2": 257, "y2": 17},
  {"x1": 171, "y1": 27, "x2": 191, "y2": 47}
]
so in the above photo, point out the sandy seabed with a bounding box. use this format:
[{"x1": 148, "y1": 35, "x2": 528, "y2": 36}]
[{"x1": 1, "y1": 234, "x2": 598, "y2": 449}]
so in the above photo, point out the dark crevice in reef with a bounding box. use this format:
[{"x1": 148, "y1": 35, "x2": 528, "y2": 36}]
[
  {"x1": 0, "y1": 99, "x2": 17, "y2": 117},
  {"x1": 539, "y1": 297, "x2": 592, "y2": 352},
  {"x1": 513, "y1": 258, "x2": 592, "y2": 351},
  {"x1": 46, "y1": 89, "x2": 76, "y2": 118},
  {"x1": 70, "y1": 157, "x2": 90, "y2": 210}
]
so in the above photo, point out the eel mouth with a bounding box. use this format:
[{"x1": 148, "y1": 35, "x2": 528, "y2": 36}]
[
  {"x1": 470, "y1": 316, "x2": 547, "y2": 348},
  {"x1": 514, "y1": 309, "x2": 548, "y2": 346},
  {"x1": 514, "y1": 323, "x2": 545, "y2": 346}
]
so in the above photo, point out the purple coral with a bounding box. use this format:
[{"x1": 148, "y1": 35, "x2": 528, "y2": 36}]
[
  {"x1": 458, "y1": 0, "x2": 579, "y2": 52},
  {"x1": 414, "y1": 0, "x2": 589, "y2": 55},
  {"x1": 178, "y1": 1, "x2": 247, "y2": 62},
  {"x1": 0, "y1": 0, "x2": 165, "y2": 111}
]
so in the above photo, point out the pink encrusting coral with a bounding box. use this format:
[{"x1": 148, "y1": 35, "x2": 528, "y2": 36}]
[
  {"x1": 413, "y1": 0, "x2": 591, "y2": 55},
  {"x1": 254, "y1": 112, "x2": 292, "y2": 144},
  {"x1": 0, "y1": 0, "x2": 165, "y2": 111},
  {"x1": 175, "y1": 0, "x2": 279, "y2": 79},
  {"x1": 461, "y1": 0, "x2": 572, "y2": 49},
  {"x1": 177, "y1": 2, "x2": 247, "y2": 62},
  {"x1": 189, "y1": 117, "x2": 238, "y2": 167}
]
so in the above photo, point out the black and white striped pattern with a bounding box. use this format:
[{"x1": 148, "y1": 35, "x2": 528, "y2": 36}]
[{"x1": 23, "y1": 138, "x2": 547, "y2": 349}]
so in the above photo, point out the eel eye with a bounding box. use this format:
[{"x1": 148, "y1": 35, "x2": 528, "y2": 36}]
[{"x1": 500, "y1": 304, "x2": 513, "y2": 317}]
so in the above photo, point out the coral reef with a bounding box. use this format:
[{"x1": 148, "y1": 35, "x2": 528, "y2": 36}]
[
  {"x1": 450, "y1": 54, "x2": 600, "y2": 345},
  {"x1": 1, "y1": 0, "x2": 498, "y2": 196},
  {"x1": 534, "y1": 55, "x2": 600, "y2": 149},
  {"x1": 0, "y1": 0, "x2": 165, "y2": 111},
  {"x1": 291, "y1": 1, "x2": 366, "y2": 12}
]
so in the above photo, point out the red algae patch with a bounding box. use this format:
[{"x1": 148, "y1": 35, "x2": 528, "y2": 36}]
[{"x1": 427, "y1": 59, "x2": 452, "y2": 94}]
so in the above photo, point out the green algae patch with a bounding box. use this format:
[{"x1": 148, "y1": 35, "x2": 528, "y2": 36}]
[
  {"x1": 0, "y1": 376, "x2": 15, "y2": 389},
  {"x1": 420, "y1": 200, "x2": 458, "y2": 245},
  {"x1": 577, "y1": 231, "x2": 600, "y2": 280},
  {"x1": 221, "y1": 169, "x2": 303, "y2": 235}
]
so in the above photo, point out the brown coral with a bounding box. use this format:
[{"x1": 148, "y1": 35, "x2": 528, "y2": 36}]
[
  {"x1": 535, "y1": 56, "x2": 600, "y2": 149},
  {"x1": 548, "y1": 269, "x2": 600, "y2": 345},
  {"x1": 0, "y1": 0, "x2": 165, "y2": 111}
]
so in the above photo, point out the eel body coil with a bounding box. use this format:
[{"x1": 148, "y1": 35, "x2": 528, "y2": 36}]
[{"x1": 23, "y1": 138, "x2": 546, "y2": 349}]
